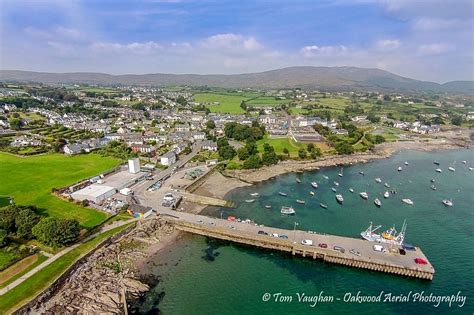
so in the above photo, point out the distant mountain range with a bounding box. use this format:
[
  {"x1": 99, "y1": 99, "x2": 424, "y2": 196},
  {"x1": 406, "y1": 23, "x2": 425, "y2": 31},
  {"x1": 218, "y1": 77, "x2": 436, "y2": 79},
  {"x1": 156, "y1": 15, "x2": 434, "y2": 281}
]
[{"x1": 1, "y1": 67, "x2": 473, "y2": 94}]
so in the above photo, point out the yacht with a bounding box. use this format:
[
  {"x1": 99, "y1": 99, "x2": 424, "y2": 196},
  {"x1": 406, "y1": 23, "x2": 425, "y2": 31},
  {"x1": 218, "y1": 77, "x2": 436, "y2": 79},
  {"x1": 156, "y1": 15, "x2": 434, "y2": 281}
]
[
  {"x1": 448, "y1": 166, "x2": 455, "y2": 172},
  {"x1": 349, "y1": 188, "x2": 354, "y2": 193},
  {"x1": 384, "y1": 191, "x2": 390, "y2": 198},
  {"x1": 296, "y1": 178, "x2": 302, "y2": 183},
  {"x1": 397, "y1": 166, "x2": 403, "y2": 172},
  {"x1": 335, "y1": 194, "x2": 344, "y2": 204},
  {"x1": 338, "y1": 168, "x2": 344, "y2": 177},
  {"x1": 360, "y1": 192, "x2": 369, "y2": 200},
  {"x1": 404, "y1": 161, "x2": 409, "y2": 166},
  {"x1": 430, "y1": 185, "x2": 437, "y2": 191},
  {"x1": 402, "y1": 198, "x2": 414, "y2": 205},
  {"x1": 436, "y1": 168, "x2": 442, "y2": 173},
  {"x1": 245, "y1": 199, "x2": 255, "y2": 203},
  {"x1": 331, "y1": 187, "x2": 337, "y2": 193},
  {"x1": 311, "y1": 182, "x2": 318, "y2": 189},
  {"x1": 278, "y1": 192, "x2": 288, "y2": 197},
  {"x1": 374, "y1": 198, "x2": 382, "y2": 207},
  {"x1": 309, "y1": 191, "x2": 315, "y2": 196},
  {"x1": 319, "y1": 203, "x2": 328, "y2": 209},
  {"x1": 281, "y1": 206, "x2": 295, "y2": 215},
  {"x1": 296, "y1": 199, "x2": 305, "y2": 204},
  {"x1": 442, "y1": 199, "x2": 453, "y2": 207},
  {"x1": 250, "y1": 193, "x2": 259, "y2": 197},
  {"x1": 375, "y1": 178, "x2": 382, "y2": 183},
  {"x1": 384, "y1": 183, "x2": 390, "y2": 188},
  {"x1": 322, "y1": 175, "x2": 329, "y2": 180},
  {"x1": 333, "y1": 181, "x2": 339, "y2": 186}
]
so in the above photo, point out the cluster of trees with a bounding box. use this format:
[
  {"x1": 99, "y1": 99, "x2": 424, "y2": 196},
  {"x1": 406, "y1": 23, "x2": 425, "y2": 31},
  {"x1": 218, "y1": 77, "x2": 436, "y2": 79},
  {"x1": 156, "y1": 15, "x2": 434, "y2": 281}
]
[
  {"x1": 224, "y1": 122, "x2": 265, "y2": 141},
  {"x1": 240, "y1": 142, "x2": 279, "y2": 169},
  {"x1": 0, "y1": 205, "x2": 80, "y2": 248},
  {"x1": 98, "y1": 140, "x2": 137, "y2": 160},
  {"x1": 217, "y1": 137, "x2": 236, "y2": 160}
]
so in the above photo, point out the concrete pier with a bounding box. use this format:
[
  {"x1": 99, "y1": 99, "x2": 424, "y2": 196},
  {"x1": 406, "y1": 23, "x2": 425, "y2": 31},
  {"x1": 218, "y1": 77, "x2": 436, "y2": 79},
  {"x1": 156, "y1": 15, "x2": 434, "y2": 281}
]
[{"x1": 158, "y1": 209, "x2": 435, "y2": 280}]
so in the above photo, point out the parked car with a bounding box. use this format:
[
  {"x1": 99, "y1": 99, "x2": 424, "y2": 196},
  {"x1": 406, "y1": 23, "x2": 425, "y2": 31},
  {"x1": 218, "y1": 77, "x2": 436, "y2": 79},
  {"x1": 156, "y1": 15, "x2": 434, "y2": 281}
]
[
  {"x1": 278, "y1": 234, "x2": 289, "y2": 239},
  {"x1": 318, "y1": 243, "x2": 328, "y2": 248},
  {"x1": 373, "y1": 244, "x2": 386, "y2": 252},
  {"x1": 272, "y1": 233, "x2": 279, "y2": 238},
  {"x1": 333, "y1": 246, "x2": 345, "y2": 253},
  {"x1": 350, "y1": 249, "x2": 361, "y2": 256},
  {"x1": 415, "y1": 258, "x2": 428, "y2": 265},
  {"x1": 301, "y1": 239, "x2": 313, "y2": 246},
  {"x1": 258, "y1": 230, "x2": 268, "y2": 235}
]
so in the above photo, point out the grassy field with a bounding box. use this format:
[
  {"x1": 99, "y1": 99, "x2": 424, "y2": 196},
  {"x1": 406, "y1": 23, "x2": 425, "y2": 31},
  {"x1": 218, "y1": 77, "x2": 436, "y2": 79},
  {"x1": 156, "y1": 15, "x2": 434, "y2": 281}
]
[
  {"x1": 0, "y1": 254, "x2": 48, "y2": 288},
  {"x1": 0, "y1": 223, "x2": 133, "y2": 313},
  {"x1": 257, "y1": 136, "x2": 330, "y2": 157},
  {"x1": 0, "y1": 153, "x2": 119, "y2": 228},
  {"x1": 194, "y1": 93, "x2": 249, "y2": 114},
  {"x1": 245, "y1": 96, "x2": 291, "y2": 106}
]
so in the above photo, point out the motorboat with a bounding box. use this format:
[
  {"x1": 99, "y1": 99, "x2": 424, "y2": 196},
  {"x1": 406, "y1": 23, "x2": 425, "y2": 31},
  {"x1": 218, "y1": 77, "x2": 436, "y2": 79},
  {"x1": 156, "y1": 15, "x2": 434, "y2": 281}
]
[
  {"x1": 264, "y1": 205, "x2": 272, "y2": 209},
  {"x1": 404, "y1": 161, "x2": 409, "y2": 166},
  {"x1": 278, "y1": 192, "x2": 288, "y2": 197},
  {"x1": 435, "y1": 168, "x2": 442, "y2": 173},
  {"x1": 430, "y1": 185, "x2": 437, "y2": 191},
  {"x1": 309, "y1": 191, "x2": 315, "y2": 196},
  {"x1": 331, "y1": 187, "x2": 337, "y2": 193},
  {"x1": 335, "y1": 194, "x2": 344, "y2": 204},
  {"x1": 384, "y1": 183, "x2": 390, "y2": 188},
  {"x1": 281, "y1": 206, "x2": 295, "y2": 215},
  {"x1": 469, "y1": 167, "x2": 474, "y2": 171},
  {"x1": 442, "y1": 199, "x2": 453, "y2": 207},
  {"x1": 375, "y1": 178, "x2": 382, "y2": 183},
  {"x1": 349, "y1": 188, "x2": 354, "y2": 193},
  {"x1": 402, "y1": 199, "x2": 414, "y2": 205},
  {"x1": 448, "y1": 166, "x2": 455, "y2": 172},
  {"x1": 430, "y1": 178, "x2": 435, "y2": 183},
  {"x1": 245, "y1": 199, "x2": 255, "y2": 203},
  {"x1": 296, "y1": 178, "x2": 302, "y2": 183},
  {"x1": 338, "y1": 168, "x2": 344, "y2": 177},
  {"x1": 462, "y1": 160, "x2": 466, "y2": 164},
  {"x1": 360, "y1": 192, "x2": 369, "y2": 200},
  {"x1": 374, "y1": 198, "x2": 381, "y2": 207},
  {"x1": 250, "y1": 193, "x2": 259, "y2": 197},
  {"x1": 384, "y1": 191, "x2": 390, "y2": 198},
  {"x1": 398, "y1": 166, "x2": 402, "y2": 172},
  {"x1": 319, "y1": 203, "x2": 328, "y2": 209},
  {"x1": 433, "y1": 161, "x2": 440, "y2": 165},
  {"x1": 359, "y1": 171, "x2": 365, "y2": 176},
  {"x1": 333, "y1": 181, "x2": 339, "y2": 186},
  {"x1": 322, "y1": 175, "x2": 329, "y2": 180},
  {"x1": 296, "y1": 199, "x2": 306, "y2": 204},
  {"x1": 311, "y1": 182, "x2": 318, "y2": 189}
]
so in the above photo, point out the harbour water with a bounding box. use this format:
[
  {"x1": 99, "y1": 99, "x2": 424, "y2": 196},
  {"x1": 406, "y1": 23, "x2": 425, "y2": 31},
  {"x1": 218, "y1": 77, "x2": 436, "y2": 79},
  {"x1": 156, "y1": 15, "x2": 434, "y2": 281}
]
[{"x1": 136, "y1": 149, "x2": 474, "y2": 314}]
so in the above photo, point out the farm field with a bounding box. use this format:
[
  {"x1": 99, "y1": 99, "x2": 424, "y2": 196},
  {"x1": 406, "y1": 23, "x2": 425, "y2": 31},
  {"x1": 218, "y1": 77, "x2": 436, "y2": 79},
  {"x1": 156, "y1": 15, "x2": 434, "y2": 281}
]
[
  {"x1": 194, "y1": 92, "x2": 255, "y2": 114},
  {"x1": 0, "y1": 153, "x2": 119, "y2": 228},
  {"x1": 245, "y1": 96, "x2": 291, "y2": 106}
]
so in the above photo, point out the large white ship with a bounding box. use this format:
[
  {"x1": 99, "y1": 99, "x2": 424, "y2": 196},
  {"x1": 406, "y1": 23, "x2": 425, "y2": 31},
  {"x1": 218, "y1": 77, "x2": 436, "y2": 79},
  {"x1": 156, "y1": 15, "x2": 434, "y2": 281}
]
[{"x1": 360, "y1": 220, "x2": 407, "y2": 245}]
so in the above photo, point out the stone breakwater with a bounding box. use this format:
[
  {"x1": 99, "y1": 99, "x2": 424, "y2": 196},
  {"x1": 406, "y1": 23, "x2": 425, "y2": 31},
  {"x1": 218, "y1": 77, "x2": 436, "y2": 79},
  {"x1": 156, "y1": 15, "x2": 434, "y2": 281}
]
[{"x1": 18, "y1": 218, "x2": 175, "y2": 314}]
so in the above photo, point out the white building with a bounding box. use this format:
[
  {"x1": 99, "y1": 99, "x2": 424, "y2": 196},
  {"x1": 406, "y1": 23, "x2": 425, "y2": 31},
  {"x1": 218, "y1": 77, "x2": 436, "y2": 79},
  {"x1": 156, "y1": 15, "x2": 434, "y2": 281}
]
[
  {"x1": 71, "y1": 184, "x2": 116, "y2": 203},
  {"x1": 160, "y1": 151, "x2": 177, "y2": 166},
  {"x1": 128, "y1": 158, "x2": 140, "y2": 174}
]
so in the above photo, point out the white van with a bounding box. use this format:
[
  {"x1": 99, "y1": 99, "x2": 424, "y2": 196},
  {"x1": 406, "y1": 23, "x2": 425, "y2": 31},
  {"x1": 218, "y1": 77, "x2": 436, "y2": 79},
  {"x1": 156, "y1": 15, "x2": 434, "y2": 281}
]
[
  {"x1": 373, "y1": 244, "x2": 385, "y2": 252},
  {"x1": 301, "y1": 239, "x2": 313, "y2": 246}
]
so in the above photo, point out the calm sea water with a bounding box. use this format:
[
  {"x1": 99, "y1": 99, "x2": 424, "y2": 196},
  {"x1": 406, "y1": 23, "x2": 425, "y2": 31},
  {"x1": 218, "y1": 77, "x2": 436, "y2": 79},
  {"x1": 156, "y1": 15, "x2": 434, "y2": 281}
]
[{"x1": 136, "y1": 149, "x2": 474, "y2": 314}]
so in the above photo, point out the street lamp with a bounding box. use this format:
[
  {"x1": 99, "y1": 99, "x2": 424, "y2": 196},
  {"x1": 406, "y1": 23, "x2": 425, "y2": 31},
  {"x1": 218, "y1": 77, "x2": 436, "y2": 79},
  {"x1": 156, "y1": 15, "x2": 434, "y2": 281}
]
[{"x1": 293, "y1": 222, "x2": 299, "y2": 243}]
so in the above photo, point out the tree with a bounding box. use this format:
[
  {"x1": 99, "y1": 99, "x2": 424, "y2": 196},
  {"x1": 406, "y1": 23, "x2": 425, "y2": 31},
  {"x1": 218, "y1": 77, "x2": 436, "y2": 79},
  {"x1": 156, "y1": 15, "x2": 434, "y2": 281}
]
[
  {"x1": 218, "y1": 145, "x2": 236, "y2": 160},
  {"x1": 451, "y1": 116, "x2": 463, "y2": 126},
  {"x1": 334, "y1": 141, "x2": 354, "y2": 155},
  {"x1": 81, "y1": 199, "x2": 90, "y2": 207},
  {"x1": 9, "y1": 118, "x2": 22, "y2": 130},
  {"x1": 262, "y1": 150, "x2": 279, "y2": 166},
  {"x1": 0, "y1": 206, "x2": 17, "y2": 234},
  {"x1": 263, "y1": 143, "x2": 274, "y2": 153},
  {"x1": 298, "y1": 148, "x2": 307, "y2": 159},
  {"x1": 237, "y1": 147, "x2": 250, "y2": 160},
  {"x1": 245, "y1": 140, "x2": 258, "y2": 155},
  {"x1": 32, "y1": 217, "x2": 80, "y2": 247},
  {"x1": 307, "y1": 143, "x2": 315, "y2": 152},
  {"x1": 0, "y1": 229, "x2": 7, "y2": 247},
  {"x1": 367, "y1": 112, "x2": 381, "y2": 123},
  {"x1": 176, "y1": 96, "x2": 187, "y2": 106},
  {"x1": 217, "y1": 137, "x2": 229, "y2": 148},
  {"x1": 242, "y1": 154, "x2": 262, "y2": 169},
  {"x1": 374, "y1": 135, "x2": 386, "y2": 144},
  {"x1": 283, "y1": 147, "x2": 289, "y2": 156},
  {"x1": 205, "y1": 120, "x2": 216, "y2": 129},
  {"x1": 15, "y1": 208, "x2": 40, "y2": 239}
]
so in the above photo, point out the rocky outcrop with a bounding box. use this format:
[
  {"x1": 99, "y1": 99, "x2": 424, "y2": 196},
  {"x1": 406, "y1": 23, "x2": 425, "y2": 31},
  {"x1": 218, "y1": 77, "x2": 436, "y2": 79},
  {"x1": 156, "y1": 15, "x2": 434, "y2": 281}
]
[{"x1": 20, "y1": 217, "x2": 175, "y2": 314}]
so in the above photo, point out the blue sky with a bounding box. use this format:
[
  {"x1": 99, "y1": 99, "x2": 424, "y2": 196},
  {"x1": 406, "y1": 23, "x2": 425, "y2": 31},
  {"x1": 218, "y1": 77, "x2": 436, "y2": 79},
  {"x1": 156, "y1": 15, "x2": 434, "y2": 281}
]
[{"x1": 1, "y1": 0, "x2": 473, "y2": 82}]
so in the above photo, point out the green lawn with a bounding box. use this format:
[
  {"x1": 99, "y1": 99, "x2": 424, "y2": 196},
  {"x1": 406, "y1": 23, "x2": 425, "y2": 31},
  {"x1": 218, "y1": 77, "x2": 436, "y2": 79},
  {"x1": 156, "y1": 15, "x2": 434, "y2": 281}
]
[
  {"x1": 0, "y1": 254, "x2": 48, "y2": 289},
  {"x1": 0, "y1": 250, "x2": 18, "y2": 271},
  {"x1": 0, "y1": 153, "x2": 119, "y2": 228},
  {"x1": 257, "y1": 136, "x2": 306, "y2": 157},
  {"x1": 194, "y1": 92, "x2": 261, "y2": 114},
  {"x1": 0, "y1": 223, "x2": 133, "y2": 313},
  {"x1": 245, "y1": 96, "x2": 291, "y2": 106}
]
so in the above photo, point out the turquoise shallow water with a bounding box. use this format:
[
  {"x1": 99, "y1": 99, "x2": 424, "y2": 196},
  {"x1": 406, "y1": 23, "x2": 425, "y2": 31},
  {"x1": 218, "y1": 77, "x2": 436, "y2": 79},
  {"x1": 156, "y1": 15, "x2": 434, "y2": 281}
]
[{"x1": 136, "y1": 149, "x2": 474, "y2": 314}]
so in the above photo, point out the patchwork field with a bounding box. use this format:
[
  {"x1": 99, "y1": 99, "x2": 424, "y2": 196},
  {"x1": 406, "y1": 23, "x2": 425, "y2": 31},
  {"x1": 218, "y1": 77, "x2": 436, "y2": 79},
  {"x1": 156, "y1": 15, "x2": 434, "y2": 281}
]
[{"x1": 0, "y1": 153, "x2": 119, "y2": 228}]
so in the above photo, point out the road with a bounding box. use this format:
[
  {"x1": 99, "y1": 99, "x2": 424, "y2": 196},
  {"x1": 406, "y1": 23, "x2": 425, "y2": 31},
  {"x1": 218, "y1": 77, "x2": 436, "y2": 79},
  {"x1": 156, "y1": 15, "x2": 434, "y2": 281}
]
[{"x1": 0, "y1": 218, "x2": 138, "y2": 296}]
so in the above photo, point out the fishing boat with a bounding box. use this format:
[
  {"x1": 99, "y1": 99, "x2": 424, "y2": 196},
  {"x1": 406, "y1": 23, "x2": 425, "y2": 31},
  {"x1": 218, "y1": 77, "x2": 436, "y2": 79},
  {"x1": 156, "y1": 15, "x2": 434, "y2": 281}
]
[
  {"x1": 433, "y1": 161, "x2": 440, "y2": 165},
  {"x1": 335, "y1": 194, "x2": 344, "y2": 204},
  {"x1": 319, "y1": 203, "x2": 328, "y2": 209},
  {"x1": 296, "y1": 199, "x2": 306, "y2": 204},
  {"x1": 245, "y1": 199, "x2": 255, "y2": 203},
  {"x1": 383, "y1": 191, "x2": 390, "y2": 198},
  {"x1": 360, "y1": 221, "x2": 407, "y2": 245},
  {"x1": 250, "y1": 193, "x2": 259, "y2": 197},
  {"x1": 349, "y1": 188, "x2": 354, "y2": 193},
  {"x1": 331, "y1": 187, "x2": 337, "y2": 193},
  {"x1": 374, "y1": 198, "x2": 381, "y2": 207},
  {"x1": 264, "y1": 205, "x2": 272, "y2": 209},
  {"x1": 384, "y1": 183, "x2": 390, "y2": 188},
  {"x1": 311, "y1": 182, "x2": 318, "y2": 189},
  {"x1": 448, "y1": 166, "x2": 455, "y2": 172},
  {"x1": 375, "y1": 178, "x2": 382, "y2": 183},
  {"x1": 402, "y1": 198, "x2": 414, "y2": 205},
  {"x1": 430, "y1": 185, "x2": 437, "y2": 191},
  {"x1": 397, "y1": 166, "x2": 403, "y2": 172},
  {"x1": 281, "y1": 206, "x2": 295, "y2": 215},
  {"x1": 309, "y1": 191, "x2": 315, "y2": 196},
  {"x1": 278, "y1": 192, "x2": 288, "y2": 197},
  {"x1": 436, "y1": 168, "x2": 442, "y2": 173},
  {"x1": 333, "y1": 181, "x2": 339, "y2": 186},
  {"x1": 359, "y1": 171, "x2": 365, "y2": 176},
  {"x1": 360, "y1": 192, "x2": 369, "y2": 200},
  {"x1": 404, "y1": 161, "x2": 409, "y2": 166},
  {"x1": 296, "y1": 178, "x2": 302, "y2": 183},
  {"x1": 322, "y1": 175, "x2": 329, "y2": 180},
  {"x1": 442, "y1": 199, "x2": 453, "y2": 207},
  {"x1": 338, "y1": 168, "x2": 344, "y2": 177}
]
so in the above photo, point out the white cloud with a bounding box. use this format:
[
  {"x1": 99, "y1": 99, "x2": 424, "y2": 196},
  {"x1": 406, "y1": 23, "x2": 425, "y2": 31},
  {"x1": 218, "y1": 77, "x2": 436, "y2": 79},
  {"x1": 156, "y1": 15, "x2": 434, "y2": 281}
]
[
  {"x1": 91, "y1": 41, "x2": 162, "y2": 54},
  {"x1": 417, "y1": 43, "x2": 453, "y2": 55},
  {"x1": 201, "y1": 33, "x2": 263, "y2": 52},
  {"x1": 301, "y1": 45, "x2": 349, "y2": 57},
  {"x1": 375, "y1": 39, "x2": 401, "y2": 51}
]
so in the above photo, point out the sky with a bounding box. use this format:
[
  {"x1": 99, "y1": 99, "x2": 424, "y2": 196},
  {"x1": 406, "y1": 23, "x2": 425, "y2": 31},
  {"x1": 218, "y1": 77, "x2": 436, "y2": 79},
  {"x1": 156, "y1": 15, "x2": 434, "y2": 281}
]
[{"x1": 0, "y1": 0, "x2": 473, "y2": 82}]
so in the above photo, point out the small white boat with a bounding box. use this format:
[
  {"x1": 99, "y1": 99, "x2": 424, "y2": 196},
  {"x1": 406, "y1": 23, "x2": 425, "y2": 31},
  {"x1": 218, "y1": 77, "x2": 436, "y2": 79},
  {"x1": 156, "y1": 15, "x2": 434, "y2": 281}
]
[
  {"x1": 309, "y1": 191, "x2": 315, "y2": 196},
  {"x1": 278, "y1": 192, "x2": 288, "y2": 197},
  {"x1": 322, "y1": 175, "x2": 329, "y2": 180},
  {"x1": 245, "y1": 199, "x2": 255, "y2": 203},
  {"x1": 296, "y1": 199, "x2": 305, "y2": 204},
  {"x1": 397, "y1": 166, "x2": 402, "y2": 172},
  {"x1": 296, "y1": 178, "x2": 302, "y2": 183},
  {"x1": 430, "y1": 185, "x2": 437, "y2": 191},
  {"x1": 338, "y1": 168, "x2": 344, "y2": 177},
  {"x1": 360, "y1": 192, "x2": 369, "y2": 200},
  {"x1": 404, "y1": 161, "x2": 409, "y2": 166},
  {"x1": 383, "y1": 191, "x2": 390, "y2": 198},
  {"x1": 442, "y1": 199, "x2": 453, "y2": 207},
  {"x1": 462, "y1": 160, "x2": 466, "y2": 164},
  {"x1": 349, "y1": 188, "x2": 354, "y2": 193},
  {"x1": 448, "y1": 166, "x2": 455, "y2": 172},
  {"x1": 311, "y1": 182, "x2": 318, "y2": 189},
  {"x1": 281, "y1": 206, "x2": 295, "y2": 215},
  {"x1": 264, "y1": 205, "x2": 272, "y2": 209},
  {"x1": 384, "y1": 183, "x2": 390, "y2": 188},
  {"x1": 375, "y1": 178, "x2": 382, "y2": 183},
  {"x1": 320, "y1": 203, "x2": 328, "y2": 209},
  {"x1": 359, "y1": 171, "x2": 365, "y2": 176},
  {"x1": 335, "y1": 194, "x2": 344, "y2": 203},
  {"x1": 331, "y1": 187, "x2": 337, "y2": 193},
  {"x1": 436, "y1": 168, "x2": 442, "y2": 173},
  {"x1": 469, "y1": 167, "x2": 474, "y2": 171},
  {"x1": 250, "y1": 193, "x2": 259, "y2": 197},
  {"x1": 333, "y1": 181, "x2": 339, "y2": 186},
  {"x1": 402, "y1": 198, "x2": 414, "y2": 205},
  {"x1": 374, "y1": 198, "x2": 381, "y2": 207}
]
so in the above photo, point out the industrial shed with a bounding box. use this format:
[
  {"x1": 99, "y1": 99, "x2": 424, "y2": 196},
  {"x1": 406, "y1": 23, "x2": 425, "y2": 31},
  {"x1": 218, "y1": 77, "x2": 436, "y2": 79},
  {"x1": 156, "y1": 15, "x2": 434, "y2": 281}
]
[{"x1": 71, "y1": 184, "x2": 116, "y2": 203}]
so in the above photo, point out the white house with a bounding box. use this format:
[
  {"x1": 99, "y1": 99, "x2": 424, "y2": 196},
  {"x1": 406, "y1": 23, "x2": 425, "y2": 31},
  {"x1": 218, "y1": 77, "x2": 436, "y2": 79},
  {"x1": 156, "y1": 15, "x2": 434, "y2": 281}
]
[{"x1": 160, "y1": 151, "x2": 177, "y2": 166}]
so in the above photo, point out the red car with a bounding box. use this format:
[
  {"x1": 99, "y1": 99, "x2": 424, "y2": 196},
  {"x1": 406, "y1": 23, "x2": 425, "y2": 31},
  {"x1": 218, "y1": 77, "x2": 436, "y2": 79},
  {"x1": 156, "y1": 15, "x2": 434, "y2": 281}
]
[
  {"x1": 415, "y1": 258, "x2": 428, "y2": 265},
  {"x1": 318, "y1": 243, "x2": 328, "y2": 248}
]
